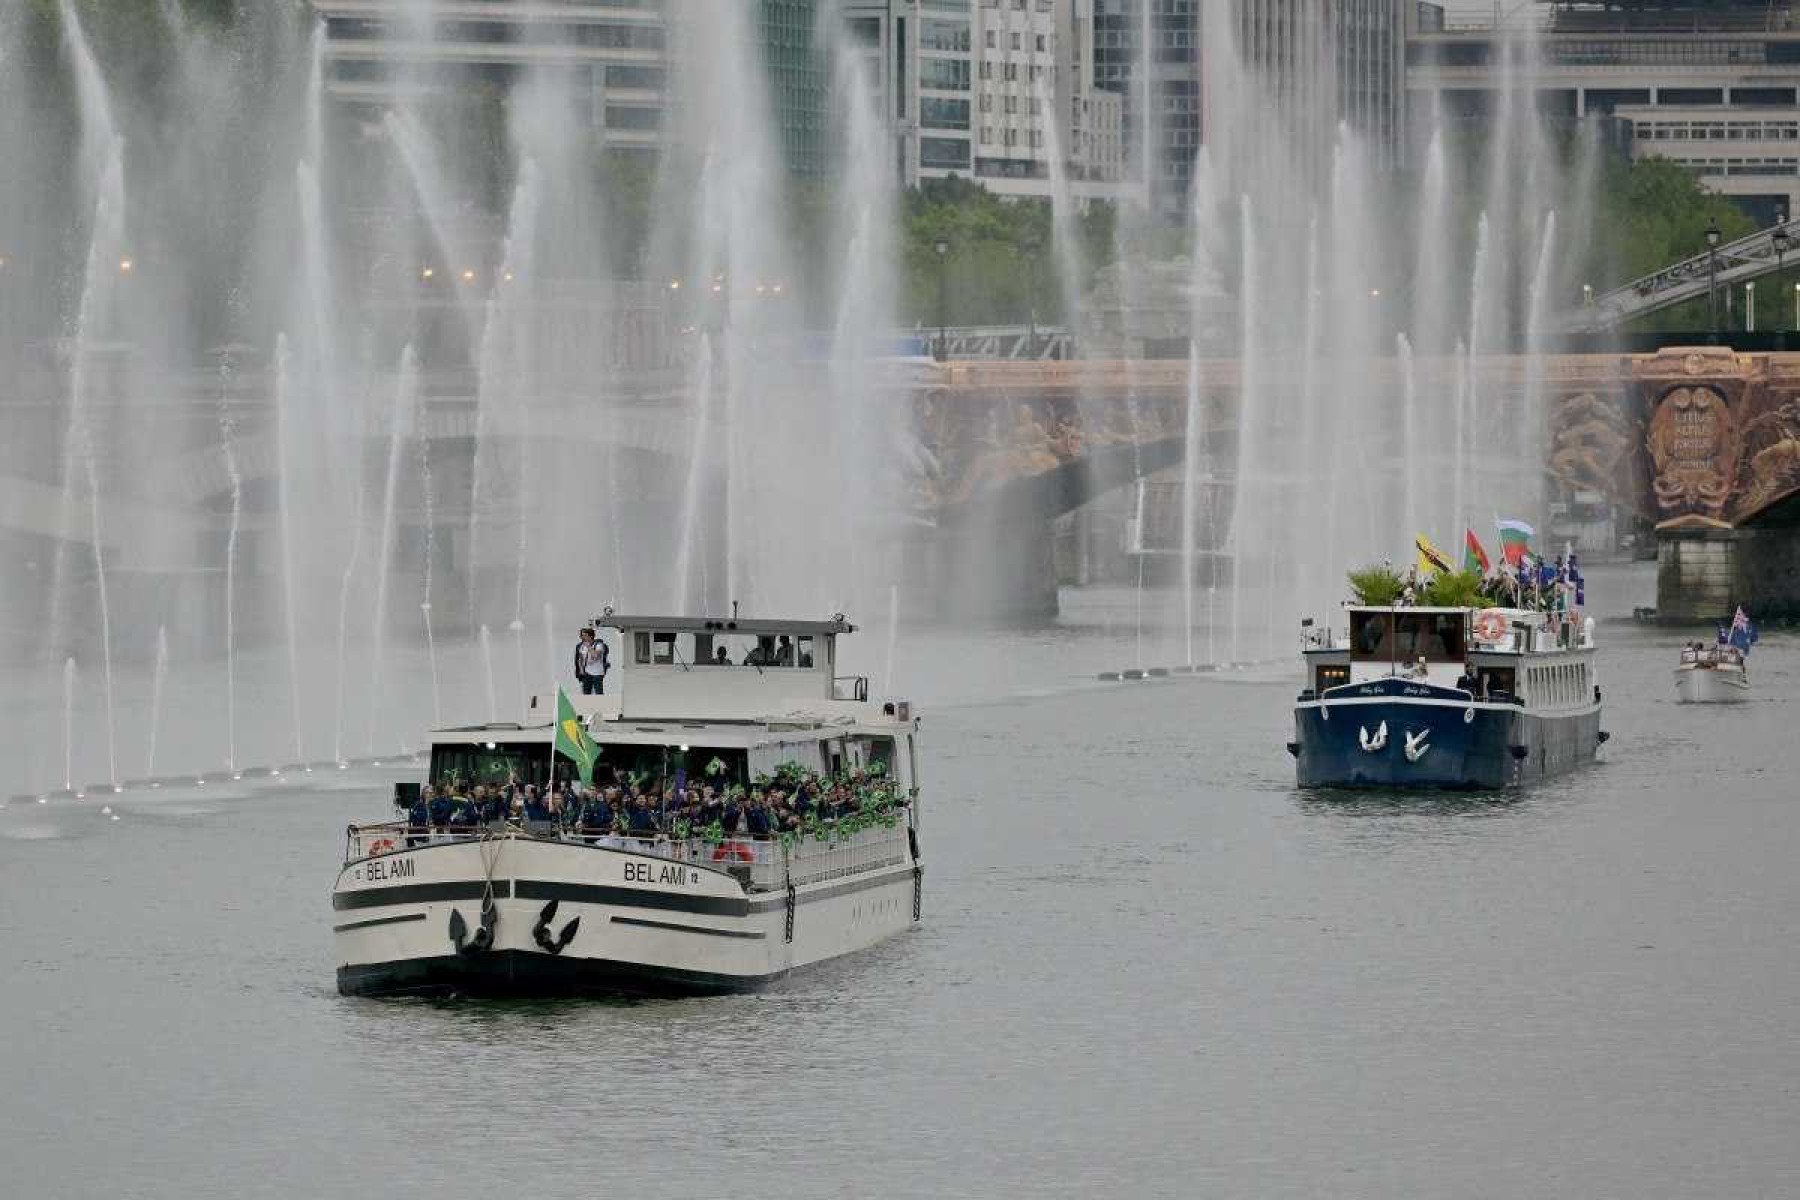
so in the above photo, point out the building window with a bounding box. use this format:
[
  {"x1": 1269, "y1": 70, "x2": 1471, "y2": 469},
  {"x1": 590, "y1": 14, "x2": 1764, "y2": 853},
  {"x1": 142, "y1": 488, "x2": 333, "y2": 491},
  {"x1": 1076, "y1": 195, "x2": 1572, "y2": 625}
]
[
  {"x1": 920, "y1": 57, "x2": 971, "y2": 90},
  {"x1": 1011, "y1": 32, "x2": 1021, "y2": 50},
  {"x1": 1036, "y1": 33, "x2": 1046, "y2": 52},
  {"x1": 920, "y1": 135, "x2": 971, "y2": 169},
  {"x1": 921, "y1": 96, "x2": 971, "y2": 130}
]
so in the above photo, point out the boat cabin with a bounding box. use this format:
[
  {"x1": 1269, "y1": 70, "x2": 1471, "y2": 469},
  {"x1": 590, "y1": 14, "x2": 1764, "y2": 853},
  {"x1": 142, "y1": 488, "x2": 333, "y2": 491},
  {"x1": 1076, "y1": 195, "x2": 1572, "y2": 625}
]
[
  {"x1": 1302, "y1": 605, "x2": 1595, "y2": 706},
  {"x1": 594, "y1": 613, "x2": 865, "y2": 722}
]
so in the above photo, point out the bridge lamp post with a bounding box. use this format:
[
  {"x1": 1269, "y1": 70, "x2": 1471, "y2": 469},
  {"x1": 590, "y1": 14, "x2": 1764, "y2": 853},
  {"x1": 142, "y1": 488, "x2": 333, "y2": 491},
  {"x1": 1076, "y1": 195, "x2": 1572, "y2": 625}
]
[
  {"x1": 1773, "y1": 226, "x2": 1791, "y2": 327},
  {"x1": 1746, "y1": 281, "x2": 1755, "y2": 333},
  {"x1": 1018, "y1": 228, "x2": 1043, "y2": 358},
  {"x1": 1705, "y1": 219, "x2": 1722, "y2": 333},
  {"x1": 933, "y1": 237, "x2": 950, "y2": 362}
]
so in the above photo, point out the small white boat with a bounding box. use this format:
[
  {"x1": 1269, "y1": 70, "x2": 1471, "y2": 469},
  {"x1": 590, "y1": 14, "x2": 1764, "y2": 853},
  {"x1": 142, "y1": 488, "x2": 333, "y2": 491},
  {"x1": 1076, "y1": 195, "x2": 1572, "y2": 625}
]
[{"x1": 1674, "y1": 642, "x2": 1751, "y2": 704}]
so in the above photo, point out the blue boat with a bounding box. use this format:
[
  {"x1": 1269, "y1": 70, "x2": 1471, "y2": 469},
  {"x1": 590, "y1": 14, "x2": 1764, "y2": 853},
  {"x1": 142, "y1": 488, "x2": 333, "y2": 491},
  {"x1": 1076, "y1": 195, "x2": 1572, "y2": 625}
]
[{"x1": 1289, "y1": 604, "x2": 1608, "y2": 789}]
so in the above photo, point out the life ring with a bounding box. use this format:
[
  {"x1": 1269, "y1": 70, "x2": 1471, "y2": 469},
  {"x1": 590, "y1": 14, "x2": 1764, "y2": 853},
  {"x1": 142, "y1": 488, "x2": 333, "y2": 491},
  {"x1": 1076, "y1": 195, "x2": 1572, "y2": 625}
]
[
  {"x1": 366, "y1": 837, "x2": 396, "y2": 857},
  {"x1": 711, "y1": 840, "x2": 755, "y2": 863},
  {"x1": 1472, "y1": 609, "x2": 1508, "y2": 644}
]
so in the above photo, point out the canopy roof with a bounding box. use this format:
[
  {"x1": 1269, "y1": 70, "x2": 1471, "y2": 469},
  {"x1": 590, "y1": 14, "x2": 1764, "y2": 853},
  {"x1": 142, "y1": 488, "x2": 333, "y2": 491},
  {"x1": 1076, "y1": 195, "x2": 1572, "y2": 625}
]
[{"x1": 596, "y1": 614, "x2": 856, "y2": 637}]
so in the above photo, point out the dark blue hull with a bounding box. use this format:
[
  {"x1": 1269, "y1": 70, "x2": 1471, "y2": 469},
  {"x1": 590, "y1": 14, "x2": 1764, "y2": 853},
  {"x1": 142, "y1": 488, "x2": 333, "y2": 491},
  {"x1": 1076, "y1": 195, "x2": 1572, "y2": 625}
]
[{"x1": 1291, "y1": 695, "x2": 1602, "y2": 790}]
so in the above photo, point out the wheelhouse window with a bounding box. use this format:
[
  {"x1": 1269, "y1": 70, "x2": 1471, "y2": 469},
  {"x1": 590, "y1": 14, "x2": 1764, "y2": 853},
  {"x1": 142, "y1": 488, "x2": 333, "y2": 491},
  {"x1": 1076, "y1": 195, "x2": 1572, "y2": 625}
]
[
  {"x1": 1350, "y1": 611, "x2": 1392, "y2": 661},
  {"x1": 1315, "y1": 663, "x2": 1349, "y2": 692},
  {"x1": 1392, "y1": 612, "x2": 1467, "y2": 662}
]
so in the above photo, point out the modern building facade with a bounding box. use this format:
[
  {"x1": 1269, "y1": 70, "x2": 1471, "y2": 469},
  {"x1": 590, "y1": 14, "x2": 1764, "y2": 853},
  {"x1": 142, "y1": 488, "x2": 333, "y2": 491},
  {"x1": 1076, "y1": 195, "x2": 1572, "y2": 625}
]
[
  {"x1": 1408, "y1": 1, "x2": 1800, "y2": 221},
  {"x1": 313, "y1": 0, "x2": 672, "y2": 155},
  {"x1": 842, "y1": 0, "x2": 1127, "y2": 200},
  {"x1": 1093, "y1": 0, "x2": 1406, "y2": 217},
  {"x1": 313, "y1": 0, "x2": 830, "y2": 177}
]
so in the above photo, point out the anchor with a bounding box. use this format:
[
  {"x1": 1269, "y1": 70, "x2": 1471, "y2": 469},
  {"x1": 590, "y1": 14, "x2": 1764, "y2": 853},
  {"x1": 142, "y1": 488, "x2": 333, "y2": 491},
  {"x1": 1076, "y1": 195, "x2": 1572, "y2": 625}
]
[
  {"x1": 448, "y1": 899, "x2": 498, "y2": 955},
  {"x1": 532, "y1": 898, "x2": 581, "y2": 956},
  {"x1": 1358, "y1": 721, "x2": 1388, "y2": 753},
  {"x1": 1403, "y1": 728, "x2": 1430, "y2": 763}
]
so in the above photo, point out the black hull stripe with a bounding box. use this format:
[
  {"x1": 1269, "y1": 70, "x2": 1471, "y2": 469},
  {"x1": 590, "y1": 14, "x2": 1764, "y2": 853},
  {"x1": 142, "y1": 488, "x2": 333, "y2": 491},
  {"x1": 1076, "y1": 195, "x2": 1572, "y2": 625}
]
[
  {"x1": 334, "y1": 912, "x2": 428, "y2": 933},
  {"x1": 337, "y1": 950, "x2": 785, "y2": 998},
  {"x1": 333, "y1": 881, "x2": 513, "y2": 911},
  {"x1": 334, "y1": 865, "x2": 916, "y2": 917},
  {"x1": 611, "y1": 915, "x2": 767, "y2": 939},
  {"x1": 514, "y1": 880, "x2": 749, "y2": 917}
]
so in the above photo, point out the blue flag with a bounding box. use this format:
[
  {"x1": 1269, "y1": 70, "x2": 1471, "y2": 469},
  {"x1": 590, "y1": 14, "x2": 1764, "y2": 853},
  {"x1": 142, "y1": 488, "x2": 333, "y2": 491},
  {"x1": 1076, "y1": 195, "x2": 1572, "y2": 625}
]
[{"x1": 1729, "y1": 606, "x2": 1758, "y2": 654}]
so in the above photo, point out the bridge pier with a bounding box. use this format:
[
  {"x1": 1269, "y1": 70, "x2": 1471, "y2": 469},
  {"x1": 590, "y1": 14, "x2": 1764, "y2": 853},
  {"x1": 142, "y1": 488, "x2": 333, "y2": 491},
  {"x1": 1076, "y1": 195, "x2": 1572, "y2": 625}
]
[
  {"x1": 1655, "y1": 525, "x2": 1739, "y2": 623},
  {"x1": 1656, "y1": 521, "x2": 1800, "y2": 622}
]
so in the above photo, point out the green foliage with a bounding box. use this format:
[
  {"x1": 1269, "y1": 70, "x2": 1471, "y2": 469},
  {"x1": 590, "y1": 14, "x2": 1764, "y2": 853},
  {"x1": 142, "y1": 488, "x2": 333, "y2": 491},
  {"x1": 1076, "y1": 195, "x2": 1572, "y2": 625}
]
[
  {"x1": 1419, "y1": 569, "x2": 1486, "y2": 609},
  {"x1": 1346, "y1": 564, "x2": 1406, "y2": 607},
  {"x1": 899, "y1": 176, "x2": 1116, "y2": 326}
]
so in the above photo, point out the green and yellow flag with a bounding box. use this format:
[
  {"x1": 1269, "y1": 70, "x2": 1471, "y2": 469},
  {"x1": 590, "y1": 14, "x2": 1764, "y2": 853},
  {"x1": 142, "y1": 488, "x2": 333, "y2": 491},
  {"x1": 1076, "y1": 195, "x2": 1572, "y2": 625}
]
[
  {"x1": 553, "y1": 687, "x2": 598, "y2": 785},
  {"x1": 1415, "y1": 532, "x2": 1452, "y2": 578}
]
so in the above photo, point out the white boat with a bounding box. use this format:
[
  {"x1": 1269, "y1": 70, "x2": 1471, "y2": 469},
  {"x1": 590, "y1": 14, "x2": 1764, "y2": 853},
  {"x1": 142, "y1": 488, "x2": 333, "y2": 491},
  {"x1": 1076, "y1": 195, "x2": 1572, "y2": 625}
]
[
  {"x1": 332, "y1": 614, "x2": 923, "y2": 997},
  {"x1": 1674, "y1": 643, "x2": 1751, "y2": 704}
]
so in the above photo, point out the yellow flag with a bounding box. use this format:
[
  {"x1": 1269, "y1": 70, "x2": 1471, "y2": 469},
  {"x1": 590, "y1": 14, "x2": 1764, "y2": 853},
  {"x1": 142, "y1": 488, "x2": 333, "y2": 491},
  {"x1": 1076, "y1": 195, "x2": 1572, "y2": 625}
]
[{"x1": 1415, "y1": 533, "x2": 1452, "y2": 577}]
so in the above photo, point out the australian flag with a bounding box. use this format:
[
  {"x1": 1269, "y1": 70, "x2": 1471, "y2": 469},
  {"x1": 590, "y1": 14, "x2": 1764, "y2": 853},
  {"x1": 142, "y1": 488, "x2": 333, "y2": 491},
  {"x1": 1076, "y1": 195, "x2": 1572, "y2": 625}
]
[{"x1": 1729, "y1": 606, "x2": 1759, "y2": 655}]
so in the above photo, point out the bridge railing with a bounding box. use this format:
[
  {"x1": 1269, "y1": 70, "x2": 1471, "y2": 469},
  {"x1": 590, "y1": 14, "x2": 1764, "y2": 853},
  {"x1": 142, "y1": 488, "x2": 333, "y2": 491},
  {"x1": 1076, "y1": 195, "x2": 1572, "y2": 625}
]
[
  {"x1": 933, "y1": 325, "x2": 1073, "y2": 361},
  {"x1": 1562, "y1": 220, "x2": 1800, "y2": 332}
]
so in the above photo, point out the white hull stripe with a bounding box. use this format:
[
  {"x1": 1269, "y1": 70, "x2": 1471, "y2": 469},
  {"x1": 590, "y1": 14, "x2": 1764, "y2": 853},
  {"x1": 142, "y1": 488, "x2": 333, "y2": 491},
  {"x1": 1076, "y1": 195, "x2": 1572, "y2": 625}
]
[{"x1": 1300, "y1": 697, "x2": 1600, "y2": 716}]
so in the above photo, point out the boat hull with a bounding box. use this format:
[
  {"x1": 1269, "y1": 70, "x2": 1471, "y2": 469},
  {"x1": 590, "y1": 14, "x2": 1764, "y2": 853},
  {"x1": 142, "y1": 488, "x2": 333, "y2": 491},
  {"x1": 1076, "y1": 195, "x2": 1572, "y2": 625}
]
[
  {"x1": 1673, "y1": 665, "x2": 1750, "y2": 704},
  {"x1": 333, "y1": 836, "x2": 919, "y2": 998},
  {"x1": 1293, "y1": 694, "x2": 1602, "y2": 789}
]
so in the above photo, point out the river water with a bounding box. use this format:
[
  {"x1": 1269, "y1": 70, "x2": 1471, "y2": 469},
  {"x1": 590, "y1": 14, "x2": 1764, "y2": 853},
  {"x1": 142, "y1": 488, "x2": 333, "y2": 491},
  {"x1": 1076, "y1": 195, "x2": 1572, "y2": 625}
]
[{"x1": 4, "y1": 564, "x2": 1798, "y2": 1198}]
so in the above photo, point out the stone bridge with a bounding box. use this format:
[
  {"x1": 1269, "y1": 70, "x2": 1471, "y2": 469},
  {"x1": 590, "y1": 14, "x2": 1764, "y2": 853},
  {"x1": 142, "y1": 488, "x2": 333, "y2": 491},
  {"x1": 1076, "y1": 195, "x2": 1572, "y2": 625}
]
[{"x1": 9, "y1": 345, "x2": 1800, "y2": 621}]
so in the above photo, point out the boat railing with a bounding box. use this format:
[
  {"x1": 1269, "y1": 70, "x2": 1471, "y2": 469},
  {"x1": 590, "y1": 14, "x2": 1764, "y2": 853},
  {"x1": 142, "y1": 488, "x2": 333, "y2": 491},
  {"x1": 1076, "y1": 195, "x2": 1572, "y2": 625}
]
[{"x1": 343, "y1": 819, "x2": 913, "y2": 892}]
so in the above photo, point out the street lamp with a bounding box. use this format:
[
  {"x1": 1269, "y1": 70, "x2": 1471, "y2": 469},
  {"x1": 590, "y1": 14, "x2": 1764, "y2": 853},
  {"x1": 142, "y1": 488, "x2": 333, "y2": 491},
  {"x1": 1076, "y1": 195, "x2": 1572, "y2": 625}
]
[
  {"x1": 1705, "y1": 218, "x2": 1722, "y2": 332},
  {"x1": 1017, "y1": 228, "x2": 1042, "y2": 357},
  {"x1": 1746, "y1": 281, "x2": 1756, "y2": 332},
  {"x1": 1582, "y1": 282, "x2": 1594, "y2": 307},
  {"x1": 933, "y1": 237, "x2": 950, "y2": 362},
  {"x1": 1774, "y1": 224, "x2": 1791, "y2": 328}
]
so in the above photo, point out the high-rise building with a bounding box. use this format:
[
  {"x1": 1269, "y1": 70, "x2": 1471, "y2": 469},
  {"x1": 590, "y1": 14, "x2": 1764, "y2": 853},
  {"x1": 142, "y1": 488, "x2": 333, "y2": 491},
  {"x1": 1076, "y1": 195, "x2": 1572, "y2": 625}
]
[
  {"x1": 314, "y1": 1, "x2": 833, "y2": 178},
  {"x1": 314, "y1": 1, "x2": 671, "y2": 155},
  {"x1": 839, "y1": 0, "x2": 1126, "y2": 200},
  {"x1": 1408, "y1": 1, "x2": 1800, "y2": 223},
  {"x1": 1092, "y1": 0, "x2": 1405, "y2": 217},
  {"x1": 760, "y1": 0, "x2": 830, "y2": 177}
]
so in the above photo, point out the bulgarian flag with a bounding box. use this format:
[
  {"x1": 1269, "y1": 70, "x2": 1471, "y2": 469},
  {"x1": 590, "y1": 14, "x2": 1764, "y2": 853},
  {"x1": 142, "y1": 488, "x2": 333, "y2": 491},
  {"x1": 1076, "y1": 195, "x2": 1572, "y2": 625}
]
[
  {"x1": 1496, "y1": 518, "x2": 1535, "y2": 568},
  {"x1": 1464, "y1": 528, "x2": 1491, "y2": 574},
  {"x1": 553, "y1": 687, "x2": 598, "y2": 785}
]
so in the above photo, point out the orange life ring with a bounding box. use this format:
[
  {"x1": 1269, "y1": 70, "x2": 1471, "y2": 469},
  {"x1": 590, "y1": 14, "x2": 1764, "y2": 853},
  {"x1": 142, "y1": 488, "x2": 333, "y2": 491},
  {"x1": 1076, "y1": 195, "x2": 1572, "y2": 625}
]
[
  {"x1": 711, "y1": 840, "x2": 755, "y2": 863},
  {"x1": 1473, "y1": 609, "x2": 1508, "y2": 644},
  {"x1": 367, "y1": 837, "x2": 396, "y2": 857}
]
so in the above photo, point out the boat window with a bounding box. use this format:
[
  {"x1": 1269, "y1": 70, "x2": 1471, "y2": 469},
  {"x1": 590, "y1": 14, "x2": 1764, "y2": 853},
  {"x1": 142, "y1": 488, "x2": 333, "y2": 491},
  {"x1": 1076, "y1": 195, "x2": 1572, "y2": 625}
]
[
  {"x1": 1315, "y1": 663, "x2": 1349, "y2": 692},
  {"x1": 1476, "y1": 666, "x2": 1514, "y2": 700},
  {"x1": 634, "y1": 631, "x2": 652, "y2": 664},
  {"x1": 1393, "y1": 612, "x2": 1467, "y2": 662},
  {"x1": 592, "y1": 743, "x2": 749, "y2": 791},
  {"x1": 651, "y1": 632, "x2": 678, "y2": 664},
  {"x1": 430, "y1": 741, "x2": 551, "y2": 790},
  {"x1": 698, "y1": 633, "x2": 812, "y2": 668},
  {"x1": 1350, "y1": 611, "x2": 1392, "y2": 661}
]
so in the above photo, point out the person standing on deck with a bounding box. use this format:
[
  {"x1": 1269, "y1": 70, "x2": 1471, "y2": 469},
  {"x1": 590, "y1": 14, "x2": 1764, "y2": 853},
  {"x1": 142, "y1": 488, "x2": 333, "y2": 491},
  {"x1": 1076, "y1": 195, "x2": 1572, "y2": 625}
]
[{"x1": 573, "y1": 627, "x2": 609, "y2": 695}]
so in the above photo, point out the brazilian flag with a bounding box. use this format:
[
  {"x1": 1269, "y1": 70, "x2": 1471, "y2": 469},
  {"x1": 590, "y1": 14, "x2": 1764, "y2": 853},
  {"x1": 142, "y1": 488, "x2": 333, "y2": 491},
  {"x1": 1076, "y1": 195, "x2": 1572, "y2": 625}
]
[{"x1": 553, "y1": 687, "x2": 598, "y2": 785}]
